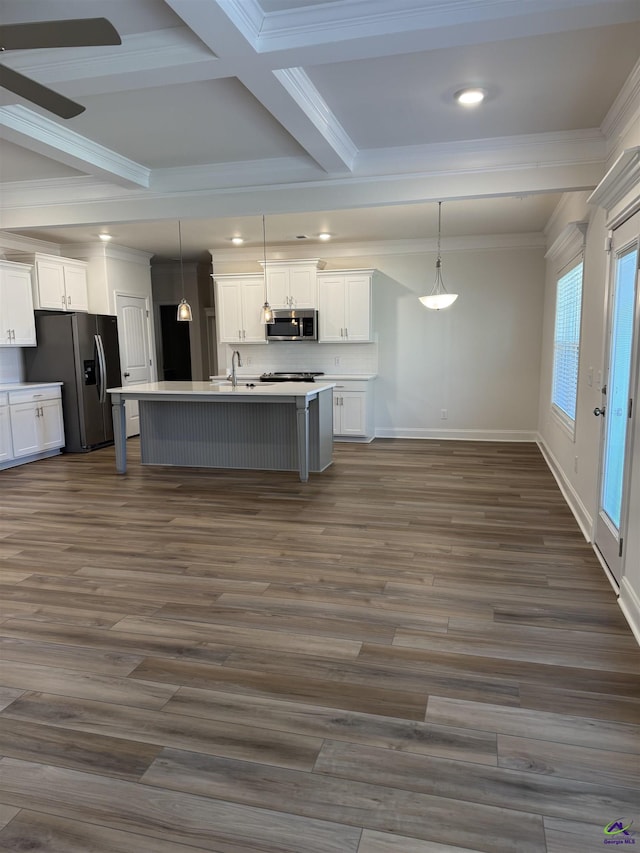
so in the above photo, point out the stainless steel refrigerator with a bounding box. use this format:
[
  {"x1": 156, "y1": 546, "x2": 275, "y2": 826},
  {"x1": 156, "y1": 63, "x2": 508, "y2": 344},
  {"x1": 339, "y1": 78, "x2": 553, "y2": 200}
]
[{"x1": 25, "y1": 312, "x2": 122, "y2": 452}]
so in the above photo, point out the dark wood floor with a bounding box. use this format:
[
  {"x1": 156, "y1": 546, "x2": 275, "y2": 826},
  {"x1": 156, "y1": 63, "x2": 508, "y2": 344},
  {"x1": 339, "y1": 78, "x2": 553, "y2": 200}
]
[{"x1": 0, "y1": 438, "x2": 638, "y2": 853}]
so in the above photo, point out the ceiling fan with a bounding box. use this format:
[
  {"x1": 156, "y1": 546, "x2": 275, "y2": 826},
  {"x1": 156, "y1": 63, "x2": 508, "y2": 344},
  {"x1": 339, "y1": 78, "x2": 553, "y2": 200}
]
[{"x1": 0, "y1": 17, "x2": 121, "y2": 119}]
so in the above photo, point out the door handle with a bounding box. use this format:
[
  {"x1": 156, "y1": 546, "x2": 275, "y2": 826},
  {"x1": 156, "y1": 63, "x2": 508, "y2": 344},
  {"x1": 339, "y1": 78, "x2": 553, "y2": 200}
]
[
  {"x1": 593, "y1": 407, "x2": 605, "y2": 417},
  {"x1": 124, "y1": 372, "x2": 130, "y2": 378}
]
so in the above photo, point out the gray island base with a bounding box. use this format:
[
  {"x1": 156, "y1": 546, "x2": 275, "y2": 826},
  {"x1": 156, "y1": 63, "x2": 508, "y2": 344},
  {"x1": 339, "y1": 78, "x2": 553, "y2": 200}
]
[{"x1": 107, "y1": 381, "x2": 335, "y2": 482}]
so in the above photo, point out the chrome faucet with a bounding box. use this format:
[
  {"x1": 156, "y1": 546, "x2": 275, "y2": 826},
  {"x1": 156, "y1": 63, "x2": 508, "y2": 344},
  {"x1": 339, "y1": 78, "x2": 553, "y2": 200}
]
[{"x1": 230, "y1": 350, "x2": 242, "y2": 387}]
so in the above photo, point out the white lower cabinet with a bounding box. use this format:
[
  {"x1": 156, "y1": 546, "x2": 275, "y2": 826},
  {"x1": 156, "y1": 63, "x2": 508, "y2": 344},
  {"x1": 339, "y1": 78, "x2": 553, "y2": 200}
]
[
  {"x1": 3, "y1": 385, "x2": 65, "y2": 466},
  {"x1": 332, "y1": 379, "x2": 375, "y2": 440},
  {"x1": 0, "y1": 395, "x2": 12, "y2": 463}
]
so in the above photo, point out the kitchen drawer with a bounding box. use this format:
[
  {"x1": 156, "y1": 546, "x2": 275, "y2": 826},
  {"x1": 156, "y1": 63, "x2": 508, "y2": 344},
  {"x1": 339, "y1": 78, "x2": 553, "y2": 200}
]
[
  {"x1": 8, "y1": 386, "x2": 61, "y2": 405},
  {"x1": 331, "y1": 380, "x2": 369, "y2": 392}
]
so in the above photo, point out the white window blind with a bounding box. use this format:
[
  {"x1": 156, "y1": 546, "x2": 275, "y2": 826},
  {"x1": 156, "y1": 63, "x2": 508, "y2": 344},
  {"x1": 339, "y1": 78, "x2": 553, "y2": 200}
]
[{"x1": 552, "y1": 260, "x2": 583, "y2": 429}]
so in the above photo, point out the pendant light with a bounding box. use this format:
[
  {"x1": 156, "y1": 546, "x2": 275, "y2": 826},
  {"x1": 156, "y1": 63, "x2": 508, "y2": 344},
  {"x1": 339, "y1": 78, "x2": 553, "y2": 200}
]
[
  {"x1": 176, "y1": 220, "x2": 193, "y2": 322},
  {"x1": 260, "y1": 214, "x2": 275, "y2": 324},
  {"x1": 419, "y1": 202, "x2": 458, "y2": 310}
]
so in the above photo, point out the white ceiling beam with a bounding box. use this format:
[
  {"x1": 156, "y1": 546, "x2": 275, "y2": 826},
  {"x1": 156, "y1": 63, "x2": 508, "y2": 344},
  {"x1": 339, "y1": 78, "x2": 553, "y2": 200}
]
[
  {"x1": 163, "y1": 0, "x2": 357, "y2": 174},
  {"x1": 0, "y1": 156, "x2": 604, "y2": 231},
  {"x1": 0, "y1": 106, "x2": 150, "y2": 188}
]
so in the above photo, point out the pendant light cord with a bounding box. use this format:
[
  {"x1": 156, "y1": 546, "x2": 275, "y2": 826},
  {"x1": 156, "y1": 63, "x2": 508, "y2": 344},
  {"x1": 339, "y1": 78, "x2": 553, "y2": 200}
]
[
  {"x1": 262, "y1": 214, "x2": 267, "y2": 298},
  {"x1": 178, "y1": 220, "x2": 185, "y2": 298}
]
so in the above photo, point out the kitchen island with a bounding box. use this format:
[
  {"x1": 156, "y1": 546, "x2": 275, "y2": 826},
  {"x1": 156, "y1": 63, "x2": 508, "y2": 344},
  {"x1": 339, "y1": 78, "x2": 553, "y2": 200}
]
[{"x1": 107, "y1": 380, "x2": 335, "y2": 481}]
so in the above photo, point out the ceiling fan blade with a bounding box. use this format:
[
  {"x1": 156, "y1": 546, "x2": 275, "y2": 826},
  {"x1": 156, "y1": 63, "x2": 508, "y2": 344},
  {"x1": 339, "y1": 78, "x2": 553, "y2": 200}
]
[
  {"x1": 0, "y1": 64, "x2": 84, "y2": 118},
  {"x1": 0, "y1": 18, "x2": 121, "y2": 51}
]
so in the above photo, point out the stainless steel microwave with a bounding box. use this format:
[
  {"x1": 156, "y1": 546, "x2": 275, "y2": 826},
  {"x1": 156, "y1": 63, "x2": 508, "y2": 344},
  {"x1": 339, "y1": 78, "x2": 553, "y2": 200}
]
[{"x1": 266, "y1": 309, "x2": 318, "y2": 341}]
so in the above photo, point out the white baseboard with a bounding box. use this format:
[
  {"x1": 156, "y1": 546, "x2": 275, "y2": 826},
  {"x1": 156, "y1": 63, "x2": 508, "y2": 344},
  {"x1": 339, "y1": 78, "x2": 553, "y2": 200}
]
[
  {"x1": 536, "y1": 434, "x2": 593, "y2": 542},
  {"x1": 374, "y1": 428, "x2": 538, "y2": 441},
  {"x1": 619, "y1": 577, "x2": 640, "y2": 646}
]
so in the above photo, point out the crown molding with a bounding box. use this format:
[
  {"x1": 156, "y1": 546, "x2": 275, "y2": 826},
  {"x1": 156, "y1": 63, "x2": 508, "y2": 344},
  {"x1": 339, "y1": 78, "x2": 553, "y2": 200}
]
[
  {"x1": 256, "y1": 0, "x2": 635, "y2": 50},
  {"x1": 63, "y1": 242, "x2": 154, "y2": 264},
  {"x1": 0, "y1": 106, "x2": 150, "y2": 188},
  {"x1": 601, "y1": 56, "x2": 640, "y2": 150},
  {"x1": 588, "y1": 146, "x2": 640, "y2": 209},
  {"x1": 587, "y1": 146, "x2": 640, "y2": 227},
  {"x1": 211, "y1": 233, "x2": 546, "y2": 263},
  {"x1": 272, "y1": 68, "x2": 357, "y2": 171},
  {"x1": 0, "y1": 231, "x2": 61, "y2": 254},
  {"x1": 544, "y1": 191, "x2": 591, "y2": 237},
  {"x1": 215, "y1": 0, "x2": 264, "y2": 49},
  {"x1": 545, "y1": 220, "x2": 588, "y2": 264}
]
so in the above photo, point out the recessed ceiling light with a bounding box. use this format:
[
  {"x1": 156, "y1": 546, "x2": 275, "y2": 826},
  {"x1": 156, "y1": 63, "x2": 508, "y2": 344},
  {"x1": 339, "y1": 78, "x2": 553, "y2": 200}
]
[
  {"x1": 98, "y1": 233, "x2": 112, "y2": 241},
  {"x1": 318, "y1": 232, "x2": 332, "y2": 241},
  {"x1": 454, "y1": 88, "x2": 486, "y2": 106},
  {"x1": 230, "y1": 236, "x2": 244, "y2": 245}
]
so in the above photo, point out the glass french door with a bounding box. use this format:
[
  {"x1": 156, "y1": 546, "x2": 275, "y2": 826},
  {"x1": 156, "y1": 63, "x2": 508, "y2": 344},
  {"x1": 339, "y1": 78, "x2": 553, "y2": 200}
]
[{"x1": 594, "y1": 212, "x2": 639, "y2": 581}]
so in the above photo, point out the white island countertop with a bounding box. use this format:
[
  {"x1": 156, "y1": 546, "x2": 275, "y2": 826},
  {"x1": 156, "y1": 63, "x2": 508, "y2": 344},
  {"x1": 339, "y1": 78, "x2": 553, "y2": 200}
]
[{"x1": 108, "y1": 380, "x2": 336, "y2": 398}]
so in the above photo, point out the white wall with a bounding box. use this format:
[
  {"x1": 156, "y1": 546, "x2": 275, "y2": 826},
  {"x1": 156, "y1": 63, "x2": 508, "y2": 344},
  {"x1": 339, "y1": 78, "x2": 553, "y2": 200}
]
[
  {"x1": 537, "y1": 199, "x2": 608, "y2": 534},
  {"x1": 214, "y1": 243, "x2": 546, "y2": 440},
  {"x1": 538, "y1": 123, "x2": 640, "y2": 640},
  {"x1": 370, "y1": 249, "x2": 544, "y2": 438}
]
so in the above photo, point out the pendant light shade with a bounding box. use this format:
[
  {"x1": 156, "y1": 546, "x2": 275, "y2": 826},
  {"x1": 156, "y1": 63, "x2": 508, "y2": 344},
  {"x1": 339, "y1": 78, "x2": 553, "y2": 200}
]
[
  {"x1": 177, "y1": 298, "x2": 192, "y2": 321},
  {"x1": 260, "y1": 214, "x2": 275, "y2": 325},
  {"x1": 419, "y1": 202, "x2": 458, "y2": 311},
  {"x1": 176, "y1": 220, "x2": 193, "y2": 322}
]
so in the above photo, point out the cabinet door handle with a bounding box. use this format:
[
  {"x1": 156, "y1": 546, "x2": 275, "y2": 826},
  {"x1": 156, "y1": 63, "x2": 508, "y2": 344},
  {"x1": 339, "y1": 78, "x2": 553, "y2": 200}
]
[
  {"x1": 5, "y1": 330, "x2": 10, "y2": 341},
  {"x1": 67, "y1": 295, "x2": 72, "y2": 306},
  {"x1": 62, "y1": 295, "x2": 66, "y2": 307},
  {"x1": 344, "y1": 327, "x2": 348, "y2": 338}
]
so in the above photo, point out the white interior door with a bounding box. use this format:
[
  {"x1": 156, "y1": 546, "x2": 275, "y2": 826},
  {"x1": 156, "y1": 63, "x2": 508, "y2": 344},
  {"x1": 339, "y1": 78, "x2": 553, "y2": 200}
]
[
  {"x1": 116, "y1": 294, "x2": 152, "y2": 438},
  {"x1": 594, "y1": 211, "x2": 640, "y2": 581}
]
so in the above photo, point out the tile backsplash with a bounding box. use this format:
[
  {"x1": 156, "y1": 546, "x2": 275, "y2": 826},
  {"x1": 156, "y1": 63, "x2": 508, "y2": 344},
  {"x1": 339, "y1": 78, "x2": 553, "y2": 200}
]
[{"x1": 220, "y1": 341, "x2": 378, "y2": 376}]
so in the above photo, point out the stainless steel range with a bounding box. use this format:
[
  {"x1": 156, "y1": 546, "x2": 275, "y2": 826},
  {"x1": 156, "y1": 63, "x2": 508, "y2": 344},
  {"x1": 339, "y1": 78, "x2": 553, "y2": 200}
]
[{"x1": 259, "y1": 371, "x2": 325, "y2": 383}]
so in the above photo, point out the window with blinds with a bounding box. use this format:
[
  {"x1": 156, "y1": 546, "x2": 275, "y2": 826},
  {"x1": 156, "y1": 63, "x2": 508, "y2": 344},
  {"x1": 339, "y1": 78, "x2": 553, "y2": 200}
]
[{"x1": 551, "y1": 260, "x2": 583, "y2": 433}]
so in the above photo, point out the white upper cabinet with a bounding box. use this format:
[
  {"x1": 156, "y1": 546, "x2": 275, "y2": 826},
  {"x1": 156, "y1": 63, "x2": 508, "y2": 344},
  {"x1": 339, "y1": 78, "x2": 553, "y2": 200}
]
[
  {"x1": 318, "y1": 271, "x2": 374, "y2": 343},
  {"x1": 262, "y1": 260, "x2": 324, "y2": 309},
  {"x1": 0, "y1": 260, "x2": 37, "y2": 347},
  {"x1": 215, "y1": 275, "x2": 267, "y2": 344},
  {"x1": 10, "y1": 253, "x2": 89, "y2": 313}
]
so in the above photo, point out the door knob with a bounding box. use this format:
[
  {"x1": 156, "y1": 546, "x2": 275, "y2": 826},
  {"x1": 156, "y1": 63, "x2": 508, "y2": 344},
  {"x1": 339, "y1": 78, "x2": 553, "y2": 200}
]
[
  {"x1": 124, "y1": 372, "x2": 130, "y2": 378},
  {"x1": 593, "y1": 407, "x2": 605, "y2": 416}
]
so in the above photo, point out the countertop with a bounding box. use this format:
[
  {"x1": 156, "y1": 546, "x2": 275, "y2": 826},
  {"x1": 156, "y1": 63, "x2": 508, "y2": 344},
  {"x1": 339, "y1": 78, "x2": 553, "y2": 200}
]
[
  {"x1": 0, "y1": 381, "x2": 63, "y2": 392},
  {"x1": 210, "y1": 374, "x2": 376, "y2": 382},
  {"x1": 107, "y1": 380, "x2": 336, "y2": 398}
]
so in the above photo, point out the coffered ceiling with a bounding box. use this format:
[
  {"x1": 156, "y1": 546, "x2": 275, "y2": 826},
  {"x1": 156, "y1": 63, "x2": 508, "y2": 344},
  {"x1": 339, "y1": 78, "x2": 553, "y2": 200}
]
[{"x1": 1, "y1": 0, "x2": 639, "y2": 260}]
